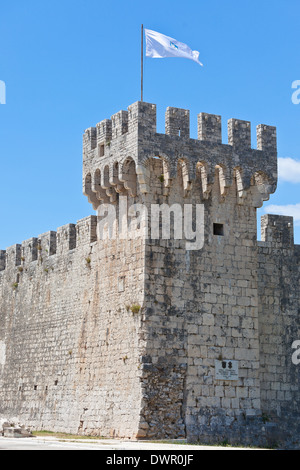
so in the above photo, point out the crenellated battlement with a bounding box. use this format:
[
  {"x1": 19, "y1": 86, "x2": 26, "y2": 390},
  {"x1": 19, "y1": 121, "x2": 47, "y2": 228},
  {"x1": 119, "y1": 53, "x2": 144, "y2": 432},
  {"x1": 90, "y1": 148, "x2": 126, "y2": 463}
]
[
  {"x1": 6, "y1": 244, "x2": 22, "y2": 268},
  {"x1": 83, "y1": 101, "x2": 278, "y2": 209},
  {"x1": 22, "y1": 238, "x2": 38, "y2": 263},
  {"x1": 83, "y1": 102, "x2": 157, "y2": 154},
  {"x1": 0, "y1": 216, "x2": 97, "y2": 273},
  {"x1": 260, "y1": 214, "x2": 295, "y2": 247},
  {"x1": 198, "y1": 112, "x2": 222, "y2": 143},
  {"x1": 165, "y1": 107, "x2": 190, "y2": 137},
  {"x1": 83, "y1": 101, "x2": 277, "y2": 155}
]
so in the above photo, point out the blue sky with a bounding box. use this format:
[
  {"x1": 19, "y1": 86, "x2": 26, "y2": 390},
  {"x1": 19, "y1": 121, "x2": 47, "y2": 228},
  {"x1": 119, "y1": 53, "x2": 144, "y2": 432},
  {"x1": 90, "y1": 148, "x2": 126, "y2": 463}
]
[{"x1": 0, "y1": 0, "x2": 300, "y2": 248}]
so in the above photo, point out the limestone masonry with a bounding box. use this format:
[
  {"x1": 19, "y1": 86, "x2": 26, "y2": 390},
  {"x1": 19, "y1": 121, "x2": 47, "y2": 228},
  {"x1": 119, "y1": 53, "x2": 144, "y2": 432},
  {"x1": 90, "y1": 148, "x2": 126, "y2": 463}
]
[{"x1": 0, "y1": 101, "x2": 299, "y2": 448}]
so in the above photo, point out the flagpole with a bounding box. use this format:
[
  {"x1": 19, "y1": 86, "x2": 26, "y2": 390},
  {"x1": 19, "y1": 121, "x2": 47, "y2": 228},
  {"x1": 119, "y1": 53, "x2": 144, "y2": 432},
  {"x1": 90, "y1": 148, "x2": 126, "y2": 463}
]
[{"x1": 141, "y1": 24, "x2": 144, "y2": 102}]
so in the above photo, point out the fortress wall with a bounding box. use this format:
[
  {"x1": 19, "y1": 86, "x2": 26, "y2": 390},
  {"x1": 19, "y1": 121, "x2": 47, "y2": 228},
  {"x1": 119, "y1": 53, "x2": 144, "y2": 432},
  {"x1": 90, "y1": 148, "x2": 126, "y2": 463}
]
[
  {"x1": 258, "y1": 215, "x2": 300, "y2": 441},
  {"x1": 3, "y1": 101, "x2": 299, "y2": 447},
  {"x1": 0, "y1": 215, "x2": 146, "y2": 438}
]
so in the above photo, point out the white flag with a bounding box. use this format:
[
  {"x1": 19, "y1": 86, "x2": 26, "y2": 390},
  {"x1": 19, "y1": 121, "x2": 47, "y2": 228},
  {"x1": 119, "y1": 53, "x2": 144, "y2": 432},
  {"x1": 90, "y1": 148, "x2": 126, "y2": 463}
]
[{"x1": 145, "y1": 29, "x2": 203, "y2": 66}]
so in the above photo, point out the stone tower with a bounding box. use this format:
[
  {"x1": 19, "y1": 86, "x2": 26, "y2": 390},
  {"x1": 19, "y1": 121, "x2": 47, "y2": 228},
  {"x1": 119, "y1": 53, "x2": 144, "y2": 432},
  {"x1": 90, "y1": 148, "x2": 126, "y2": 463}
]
[{"x1": 0, "y1": 101, "x2": 299, "y2": 448}]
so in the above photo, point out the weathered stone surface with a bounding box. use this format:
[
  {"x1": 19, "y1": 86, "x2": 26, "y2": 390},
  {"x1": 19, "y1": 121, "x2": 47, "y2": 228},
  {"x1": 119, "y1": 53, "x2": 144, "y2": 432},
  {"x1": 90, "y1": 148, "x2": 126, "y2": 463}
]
[{"x1": 0, "y1": 101, "x2": 299, "y2": 449}]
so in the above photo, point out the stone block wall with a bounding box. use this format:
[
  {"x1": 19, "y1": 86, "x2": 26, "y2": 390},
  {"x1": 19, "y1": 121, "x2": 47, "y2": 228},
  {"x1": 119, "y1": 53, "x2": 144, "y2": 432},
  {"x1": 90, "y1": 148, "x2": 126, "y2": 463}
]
[
  {"x1": 0, "y1": 101, "x2": 300, "y2": 448},
  {"x1": 138, "y1": 159, "x2": 264, "y2": 445},
  {"x1": 0, "y1": 216, "x2": 146, "y2": 438},
  {"x1": 258, "y1": 215, "x2": 300, "y2": 446}
]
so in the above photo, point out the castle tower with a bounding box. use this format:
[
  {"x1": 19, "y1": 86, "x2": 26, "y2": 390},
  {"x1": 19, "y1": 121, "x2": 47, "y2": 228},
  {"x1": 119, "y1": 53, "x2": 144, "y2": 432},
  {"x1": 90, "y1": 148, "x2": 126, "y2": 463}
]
[{"x1": 82, "y1": 101, "x2": 280, "y2": 444}]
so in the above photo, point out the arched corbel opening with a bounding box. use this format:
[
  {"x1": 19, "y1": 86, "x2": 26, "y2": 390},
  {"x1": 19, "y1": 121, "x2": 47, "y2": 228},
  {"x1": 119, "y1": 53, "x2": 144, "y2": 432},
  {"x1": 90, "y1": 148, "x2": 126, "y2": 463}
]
[
  {"x1": 196, "y1": 161, "x2": 211, "y2": 200},
  {"x1": 83, "y1": 173, "x2": 99, "y2": 210},
  {"x1": 120, "y1": 157, "x2": 138, "y2": 197},
  {"x1": 233, "y1": 167, "x2": 245, "y2": 202},
  {"x1": 93, "y1": 168, "x2": 110, "y2": 204},
  {"x1": 136, "y1": 154, "x2": 172, "y2": 195},
  {"x1": 112, "y1": 161, "x2": 126, "y2": 194},
  {"x1": 215, "y1": 163, "x2": 231, "y2": 200},
  {"x1": 177, "y1": 158, "x2": 192, "y2": 197},
  {"x1": 101, "y1": 164, "x2": 116, "y2": 203}
]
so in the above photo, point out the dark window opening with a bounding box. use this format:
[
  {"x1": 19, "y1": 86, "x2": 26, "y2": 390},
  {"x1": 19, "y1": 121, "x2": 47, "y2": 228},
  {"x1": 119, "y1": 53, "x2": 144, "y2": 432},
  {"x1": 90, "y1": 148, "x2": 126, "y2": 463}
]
[
  {"x1": 213, "y1": 223, "x2": 224, "y2": 236},
  {"x1": 99, "y1": 144, "x2": 105, "y2": 157}
]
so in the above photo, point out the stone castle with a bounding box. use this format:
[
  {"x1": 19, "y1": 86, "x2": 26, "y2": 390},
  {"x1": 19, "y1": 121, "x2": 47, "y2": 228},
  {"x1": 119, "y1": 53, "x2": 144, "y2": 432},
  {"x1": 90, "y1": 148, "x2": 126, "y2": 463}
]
[{"x1": 0, "y1": 101, "x2": 299, "y2": 448}]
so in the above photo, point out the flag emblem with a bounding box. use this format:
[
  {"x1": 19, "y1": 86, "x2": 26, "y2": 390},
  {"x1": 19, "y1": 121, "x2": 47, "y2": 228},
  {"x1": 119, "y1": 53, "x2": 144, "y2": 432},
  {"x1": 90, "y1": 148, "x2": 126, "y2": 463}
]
[{"x1": 170, "y1": 41, "x2": 179, "y2": 50}]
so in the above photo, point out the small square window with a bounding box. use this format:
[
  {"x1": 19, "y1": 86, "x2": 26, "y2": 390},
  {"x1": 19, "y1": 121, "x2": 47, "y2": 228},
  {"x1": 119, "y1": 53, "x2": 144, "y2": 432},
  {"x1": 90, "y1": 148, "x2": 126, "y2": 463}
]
[{"x1": 213, "y1": 223, "x2": 224, "y2": 236}]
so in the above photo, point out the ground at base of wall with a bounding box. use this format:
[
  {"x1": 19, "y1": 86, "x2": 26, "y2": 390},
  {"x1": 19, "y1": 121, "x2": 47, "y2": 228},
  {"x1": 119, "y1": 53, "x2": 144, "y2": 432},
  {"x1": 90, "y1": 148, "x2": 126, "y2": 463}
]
[{"x1": 0, "y1": 434, "x2": 272, "y2": 451}]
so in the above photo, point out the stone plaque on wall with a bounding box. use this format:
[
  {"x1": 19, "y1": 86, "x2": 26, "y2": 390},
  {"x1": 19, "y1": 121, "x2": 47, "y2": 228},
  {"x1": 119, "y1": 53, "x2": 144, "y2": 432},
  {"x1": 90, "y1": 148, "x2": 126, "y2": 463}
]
[{"x1": 215, "y1": 360, "x2": 239, "y2": 381}]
